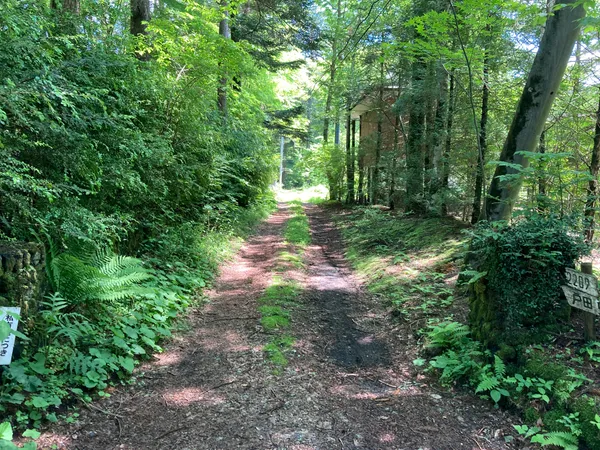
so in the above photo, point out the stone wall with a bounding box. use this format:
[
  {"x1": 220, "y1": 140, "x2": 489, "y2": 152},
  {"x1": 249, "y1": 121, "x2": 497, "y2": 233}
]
[{"x1": 0, "y1": 243, "x2": 46, "y2": 321}]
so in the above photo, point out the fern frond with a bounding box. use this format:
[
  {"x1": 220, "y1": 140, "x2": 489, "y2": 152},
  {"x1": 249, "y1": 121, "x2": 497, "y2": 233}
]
[
  {"x1": 69, "y1": 352, "x2": 92, "y2": 376},
  {"x1": 531, "y1": 431, "x2": 578, "y2": 450},
  {"x1": 476, "y1": 376, "x2": 499, "y2": 393},
  {"x1": 50, "y1": 247, "x2": 152, "y2": 305},
  {"x1": 494, "y1": 355, "x2": 506, "y2": 378}
]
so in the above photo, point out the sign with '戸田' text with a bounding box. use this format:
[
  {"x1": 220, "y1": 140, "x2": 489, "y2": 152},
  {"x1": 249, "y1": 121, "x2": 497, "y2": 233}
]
[
  {"x1": 0, "y1": 307, "x2": 21, "y2": 365},
  {"x1": 562, "y1": 268, "x2": 600, "y2": 316}
]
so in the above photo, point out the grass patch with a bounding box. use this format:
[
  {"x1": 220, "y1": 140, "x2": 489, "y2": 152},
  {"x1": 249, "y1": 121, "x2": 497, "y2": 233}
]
[
  {"x1": 257, "y1": 204, "x2": 310, "y2": 370},
  {"x1": 264, "y1": 335, "x2": 295, "y2": 366},
  {"x1": 338, "y1": 207, "x2": 466, "y2": 318},
  {"x1": 259, "y1": 277, "x2": 301, "y2": 306},
  {"x1": 285, "y1": 201, "x2": 310, "y2": 248},
  {"x1": 275, "y1": 251, "x2": 304, "y2": 271},
  {"x1": 259, "y1": 305, "x2": 291, "y2": 331}
]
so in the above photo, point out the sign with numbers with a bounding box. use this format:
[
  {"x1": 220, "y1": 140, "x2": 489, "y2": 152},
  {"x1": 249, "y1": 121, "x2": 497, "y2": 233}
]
[
  {"x1": 0, "y1": 307, "x2": 20, "y2": 365},
  {"x1": 564, "y1": 268, "x2": 599, "y2": 298},
  {"x1": 562, "y1": 286, "x2": 600, "y2": 316}
]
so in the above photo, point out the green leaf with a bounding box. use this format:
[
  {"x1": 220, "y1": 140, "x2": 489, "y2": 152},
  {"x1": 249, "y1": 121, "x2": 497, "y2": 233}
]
[
  {"x1": 0, "y1": 322, "x2": 10, "y2": 341},
  {"x1": 22, "y1": 430, "x2": 41, "y2": 440},
  {"x1": 119, "y1": 356, "x2": 135, "y2": 372},
  {"x1": 490, "y1": 390, "x2": 501, "y2": 403},
  {"x1": 30, "y1": 397, "x2": 50, "y2": 408},
  {"x1": 29, "y1": 354, "x2": 50, "y2": 375},
  {"x1": 412, "y1": 358, "x2": 426, "y2": 366},
  {"x1": 0, "y1": 423, "x2": 12, "y2": 441}
]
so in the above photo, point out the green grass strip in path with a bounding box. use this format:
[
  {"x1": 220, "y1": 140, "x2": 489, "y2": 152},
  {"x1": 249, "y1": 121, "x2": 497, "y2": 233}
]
[
  {"x1": 258, "y1": 203, "x2": 310, "y2": 371},
  {"x1": 284, "y1": 201, "x2": 310, "y2": 249}
]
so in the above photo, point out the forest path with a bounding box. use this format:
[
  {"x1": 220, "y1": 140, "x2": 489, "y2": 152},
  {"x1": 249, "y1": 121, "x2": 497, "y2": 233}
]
[{"x1": 39, "y1": 203, "x2": 517, "y2": 450}]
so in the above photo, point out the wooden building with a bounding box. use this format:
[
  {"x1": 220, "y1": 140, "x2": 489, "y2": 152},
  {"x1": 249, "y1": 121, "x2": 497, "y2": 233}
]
[{"x1": 351, "y1": 87, "x2": 402, "y2": 205}]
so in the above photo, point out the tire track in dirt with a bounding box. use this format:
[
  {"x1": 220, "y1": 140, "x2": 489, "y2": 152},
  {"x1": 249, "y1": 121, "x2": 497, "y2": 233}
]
[{"x1": 37, "y1": 203, "x2": 519, "y2": 450}]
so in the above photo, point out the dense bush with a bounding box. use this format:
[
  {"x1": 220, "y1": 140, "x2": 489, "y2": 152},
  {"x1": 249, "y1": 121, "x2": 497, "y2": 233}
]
[
  {"x1": 0, "y1": 0, "x2": 282, "y2": 437},
  {"x1": 466, "y1": 214, "x2": 589, "y2": 345},
  {"x1": 418, "y1": 322, "x2": 600, "y2": 449},
  {"x1": 0, "y1": 0, "x2": 277, "y2": 249}
]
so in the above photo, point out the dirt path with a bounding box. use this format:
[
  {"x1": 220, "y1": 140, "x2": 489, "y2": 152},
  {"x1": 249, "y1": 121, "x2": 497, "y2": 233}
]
[{"x1": 40, "y1": 203, "x2": 518, "y2": 450}]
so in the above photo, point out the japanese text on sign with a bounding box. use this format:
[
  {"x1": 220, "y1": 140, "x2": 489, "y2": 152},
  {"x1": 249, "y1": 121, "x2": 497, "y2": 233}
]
[
  {"x1": 561, "y1": 286, "x2": 600, "y2": 315},
  {"x1": 0, "y1": 307, "x2": 20, "y2": 365}
]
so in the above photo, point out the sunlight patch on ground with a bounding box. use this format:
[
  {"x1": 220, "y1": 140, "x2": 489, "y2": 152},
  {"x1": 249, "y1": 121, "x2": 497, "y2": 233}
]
[
  {"x1": 379, "y1": 433, "x2": 396, "y2": 443},
  {"x1": 274, "y1": 185, "x2": 328, "y2": 203},
  {"x1": 154, "y1": 351, "x2": 184, "y2": 366},
  {"x1": 161, "y1": 387, "x2": 226, "y2": 407},
  {"x1": 197, "y1": 329, "x2": 252, "y2": 352}
]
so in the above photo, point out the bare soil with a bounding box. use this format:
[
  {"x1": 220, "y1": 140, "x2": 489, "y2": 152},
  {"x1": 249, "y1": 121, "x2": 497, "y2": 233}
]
[{"x1": 37, "y1": 203, "x2": 521, "y2": 450}]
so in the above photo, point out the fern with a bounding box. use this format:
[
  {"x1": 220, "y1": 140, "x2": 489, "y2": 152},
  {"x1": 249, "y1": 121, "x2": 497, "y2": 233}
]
[
  {"x1": 40, "y1": 293, "x2": 94, "y2": 345},
  {"x1": 425, "y1": 321, "x2": 471, "y2": 350},
  {"x1": 494, "y1": 355, "x2": 506, "y2": 378},
  {"x1": 69, "y1": 352, "x2": 93, "y2": 376},
  {"x1": 530, "y1": 431, "x2": 579, "y2": 450},
  {"x1": 50, "y1": 247, "x2": 152, "y2": 305},
  {"x1": 476, "y1": 375, "x2": 499, "y2": 393}
]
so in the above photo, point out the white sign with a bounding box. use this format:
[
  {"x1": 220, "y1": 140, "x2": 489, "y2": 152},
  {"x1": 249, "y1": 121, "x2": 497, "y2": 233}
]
[
  {"x1": 562, "y1": 286, "x2": 600, "y2": 316},
  {"x1": 0, "y1": 307, "x2": 20, "y2": 365},
  {"x1": 565, "y1": 268, "x2": 598, "y2": 297}
]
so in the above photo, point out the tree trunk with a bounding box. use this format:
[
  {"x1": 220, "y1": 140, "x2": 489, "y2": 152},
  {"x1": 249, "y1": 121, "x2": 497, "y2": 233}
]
[
  {"x1": 389, "y1": 113, "x2": 400, "y2": 210},
  {"x1": 357, "y1": 117, "x2": 365, "y2": 204},
  {"x1": 406, "y1": 58, "x2": 426, "y2": 213},
  {"x1": 130, "y1": 0, "x2": 150, "y2": 36},
  {"x1": 537, "y1": 130, "x2": 549, "y2": 211},
  {"x1": 346, "y1": 114, "x2": 356, "y2": 204},
  {"x1": 431, "y1": 66, "x2": 448, "y2": 196},
  {"x1": 585, "y1": 94, "x2": 600, "y2": 242},
  {"x1": 424, "y1": 65, "x2": 436, "y2": 195},
  {"x1": 440, "y1": 71, "x2": 455, "y2": 216},
  {"x1": 323, "y1": 0, "x2": 341, "y2": 145},
  {"x1": 218, "y1": 1, "x2": 231, "y2": 116},
  {"x1": 51, "y1": 0, "x2": 80, "y2": 13},
  {"x1": 471, "y1": 50, "x2": 489, "y2": 224},
  {"x1": 372, "y1": 40, "x2": 385, "y2": 205},
  {"x1": 484, "y1": 0, "x2": 584, "y2": 222},
  {"x1": 50, "y1": 0, "x2": 80, "y2": 33}
]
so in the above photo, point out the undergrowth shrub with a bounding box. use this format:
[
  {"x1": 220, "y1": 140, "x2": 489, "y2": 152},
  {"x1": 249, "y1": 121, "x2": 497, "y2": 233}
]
[
  {"x1": 418, "y1": 321, "x2": 600, "y2": 449},
  {"x1": 343, "y1": 208, "x2": 466, "y2": 254},
  {"x1": 466, "y1": 214, "x2": 589, "y2": 346},
  {"x1": 0, "y1": 198, "x2": 275, "y2": 434}
]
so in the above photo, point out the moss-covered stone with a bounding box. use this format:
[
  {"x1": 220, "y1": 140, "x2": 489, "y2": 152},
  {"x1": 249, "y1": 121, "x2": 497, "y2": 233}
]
[
  {"x1": 542, "y1": 407, "x2": 568, "y2": 432},
  {"x1": 524, "y1": 355, "x2": 568, "y2": 381},
  {"x1": 570, "y1": 396, "x2": 600, "y2": 450}
]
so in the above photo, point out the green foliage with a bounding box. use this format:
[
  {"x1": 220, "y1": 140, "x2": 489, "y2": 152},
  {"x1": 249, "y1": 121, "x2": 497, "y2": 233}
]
[
  {"x1": 48, "y1": 248, "x2": 151, "y2": 306},
  {"x1": 424, "y1": 321, "x2": 470, "y2": 350},
  {"x1": 0, "y1": 0, "x2": 279, "y2": 249},
  {"x1": 1, "y1": 197, "x2": 274, "y2": 432},
  {"x1": 285, "y1": 202, "x2": 310, "y2": 248},
  {"x1": 264, "y1": 335, "x2": 295, "y2": 366},
  {"x1": 466, "y1": 214, "x2": 589, "y2": 339},
  {"x1": 418, "y1": 320, "x2": 600, "y2": 449}
]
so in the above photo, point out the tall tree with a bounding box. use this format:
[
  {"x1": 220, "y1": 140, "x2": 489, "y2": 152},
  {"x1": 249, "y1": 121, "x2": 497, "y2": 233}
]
[
  {"x1": 584, "y1": 93, "x2": 600, "y2": 242},
  {"x1": 322, "y1": 0, "x2": 342, "y2": 144},
  {"x1": 471, "y1": 48, "x2": 489, "y2": 224},
  {"x1": 484, "y1": 0, "x2": 585, "y2": 222},
  {"x1": 218, "y1": 0, "x2": 231, "y2": 116},
  {"x1": 440, "y1": 71, "x2": 454, "y2": 216}
]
